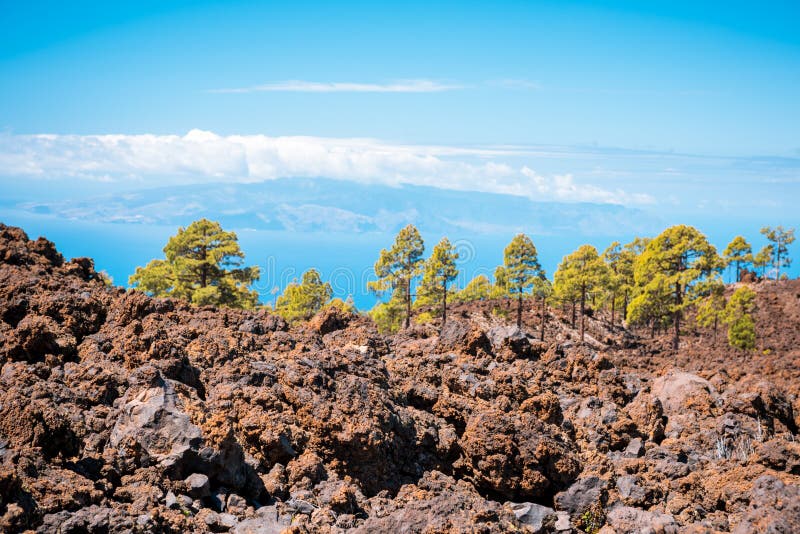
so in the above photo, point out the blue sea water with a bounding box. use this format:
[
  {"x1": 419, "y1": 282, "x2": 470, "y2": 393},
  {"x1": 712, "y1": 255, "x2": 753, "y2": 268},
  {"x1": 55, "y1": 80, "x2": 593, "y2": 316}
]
[
  {"x1": 1, "y1": 210, "x2": 795, "y2": 310},
  {"x1": 0, "y1": 210, "x2": 584, "y2": 309}
]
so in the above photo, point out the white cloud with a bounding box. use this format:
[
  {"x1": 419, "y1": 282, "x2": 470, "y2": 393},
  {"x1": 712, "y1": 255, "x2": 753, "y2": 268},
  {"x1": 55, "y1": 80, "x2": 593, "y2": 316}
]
[
  {"x1": 0, "y1": 130, "x2": 653, "y2": 205},
  {"x1": 209, "y1": 79, "x2": 463, "y2": 94},
  {"x1": 209, "y1": 79, "x2": 548, "y2": 94},
  {"x1": 520, "y1": 166, "x2": 652, "y2": 204}
]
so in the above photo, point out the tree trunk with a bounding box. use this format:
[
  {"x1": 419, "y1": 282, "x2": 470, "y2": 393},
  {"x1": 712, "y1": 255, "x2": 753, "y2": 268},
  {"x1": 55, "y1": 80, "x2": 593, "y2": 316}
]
[
  {"x1": 200, "y1": 246, "x2": 208, "y2": 287},
  {"x1": 580, "y1": 285, "x2": 586, "y2": 342},
  {"x1": 539, "y1": 295, "x2": 546, "y2": 341},
  {"x1": 650, "y1": 319, "x2": 655, "y2": 339},
  {"x1": 405, "y1": 277, "x2": 411, "y2": 329},
  {"x1": 516, "y1": 293, "x2": 522, "y2": 328},
  {"x1": 623, "y1": 290, "x2": 629, "y2": 324},
  {"x1": 735, "y1": 262, "x2": 740, "y2": 283},
  {"x1": 442, "y1": 281, "x2": 447, "y2": 326},
  {"x1": 571, "y1": 302, "x2": 576, "y2": 328},
  {"x1": 610, "y1": 293, "x2": 616, "y2": 328},
  {"x1": 673, "y1": 282, "x2": 681, "y2": 350},
  {"x1": 713, "y1": 316, "x2": 718, "y2": 345},
  {"x1": 201, "y1": 228, "x2": 208, "y2": 288}
]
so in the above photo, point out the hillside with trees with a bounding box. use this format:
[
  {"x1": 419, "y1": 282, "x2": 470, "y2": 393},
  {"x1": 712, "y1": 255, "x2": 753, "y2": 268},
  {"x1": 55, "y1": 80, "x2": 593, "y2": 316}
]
[
  {"x1": 123, "y1": 218, "x2": 794, "y2": 360},
  {"x1": 0, "y1": 221, "x2": 798, "y2": 533}
]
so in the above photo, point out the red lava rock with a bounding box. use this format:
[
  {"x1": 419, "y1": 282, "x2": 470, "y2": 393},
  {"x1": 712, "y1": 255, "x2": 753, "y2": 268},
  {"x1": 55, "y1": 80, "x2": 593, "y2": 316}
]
[
  {"x1": 732, "y1": 475, "x2": 800, "y2": 533},
  {"x1": 354, "y1": 471, "x2": 519, "y2": 533},
  {"x1": 457, "y1": 408, "x2": 581, "y2": 500},
  {"x1": 436, "y1": 319, "x2": 492, "y2": 356},
  {"x1": 307, "y1": 305, "x2": 354, "y2": 335},
  {"x1": 0, "y1": 223, "x2": 799, "y2": 532}
]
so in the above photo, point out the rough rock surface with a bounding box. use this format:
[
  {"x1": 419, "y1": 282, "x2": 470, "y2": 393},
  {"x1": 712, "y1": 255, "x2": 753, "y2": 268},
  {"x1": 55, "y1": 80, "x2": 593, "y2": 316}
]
[{"x1": 0, "y1": 223, "x2": 799, "y2": 533}]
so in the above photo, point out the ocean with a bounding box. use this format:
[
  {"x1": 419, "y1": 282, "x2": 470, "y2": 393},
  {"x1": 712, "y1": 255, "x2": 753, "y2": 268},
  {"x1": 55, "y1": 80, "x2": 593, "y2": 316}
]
[{"x1": 1, "y1": 210, "x2": 794, "y2": 310}]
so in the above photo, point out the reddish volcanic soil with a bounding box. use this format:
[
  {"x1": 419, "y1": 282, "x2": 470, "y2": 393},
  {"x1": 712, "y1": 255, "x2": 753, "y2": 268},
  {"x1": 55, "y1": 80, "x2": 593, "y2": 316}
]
[{"x1": 0, "y1": 223, "x2": 798, "y2": 533}]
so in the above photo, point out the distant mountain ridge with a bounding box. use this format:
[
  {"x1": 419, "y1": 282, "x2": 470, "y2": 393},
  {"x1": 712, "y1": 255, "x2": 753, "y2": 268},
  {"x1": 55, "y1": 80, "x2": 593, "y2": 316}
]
[{"x1": 19, "y1": 177, "x2": 660, "y2": 236}]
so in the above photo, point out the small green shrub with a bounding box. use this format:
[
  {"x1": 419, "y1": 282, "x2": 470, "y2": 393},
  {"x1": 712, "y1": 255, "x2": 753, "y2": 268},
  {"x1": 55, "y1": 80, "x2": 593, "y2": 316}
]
[
  {"x1": 415, "y1": 311, "x2": 434, "y2": 325},
  {"x1": 578, "y1": 505, "x2": 605, "y2": 534}
]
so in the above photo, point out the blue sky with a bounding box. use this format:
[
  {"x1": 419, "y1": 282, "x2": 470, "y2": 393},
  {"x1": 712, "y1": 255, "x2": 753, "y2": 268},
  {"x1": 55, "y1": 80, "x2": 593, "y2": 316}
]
[
  {"x1": 1, "y1": 1, "x2": 798, "y2": 153},
  {"x1": 2, "y1": 2, "x2": 799, "y2": 209},
  {"x1": 0, "y1": 1, "x2": 798, "y2": 298}
]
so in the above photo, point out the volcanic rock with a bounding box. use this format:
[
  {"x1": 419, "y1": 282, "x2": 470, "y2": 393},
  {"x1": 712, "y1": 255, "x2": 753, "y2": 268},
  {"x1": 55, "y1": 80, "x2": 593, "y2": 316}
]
[
  {"x1": 0, "y1": 223, "x2": 799, "y2": 533},
  {"x1": 605, "y1": 504, "x2": 679, "y2": 534},
  {"x1": 507, "y1": 501, "x2": 557, "y2": 532},
  {"x1": 555, "y1": 476, "x2": 608, "y2": 519}
]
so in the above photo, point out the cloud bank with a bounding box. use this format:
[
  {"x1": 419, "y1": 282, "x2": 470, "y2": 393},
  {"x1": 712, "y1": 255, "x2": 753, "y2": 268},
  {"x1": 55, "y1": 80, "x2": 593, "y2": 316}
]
[
  {"x1": 0, "y1": 130, "x2": 653, "y2": 204},
  {"x1": 209, "y1": 78, "x2": 545, "y2": 94},
  {"x1": 210, "y1": 79, "x2": 462, "y2": 94}
]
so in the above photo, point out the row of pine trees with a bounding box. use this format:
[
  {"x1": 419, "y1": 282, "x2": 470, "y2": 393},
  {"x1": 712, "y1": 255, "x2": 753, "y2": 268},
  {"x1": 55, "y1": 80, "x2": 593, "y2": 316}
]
[
  {"x1": 364, "y1": 224, "x2": 795, "y2": 351},
  {"x1": 127, "y1": 218, "x2": 795, "y2": 350}
]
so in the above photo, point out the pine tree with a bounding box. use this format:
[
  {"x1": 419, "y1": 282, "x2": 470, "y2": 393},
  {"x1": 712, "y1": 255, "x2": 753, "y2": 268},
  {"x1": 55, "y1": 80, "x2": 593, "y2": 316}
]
[
  {"x1": 619, "y1": 237, "x2": 649, "y2": 320},
  {"x1": 533, "y1": 277, "x2": 553, "y2": 341},
  {"x1": 455, "y1": 275, "x2": 492, "y2": 303},
  {"x1": 503, "y1": 234, "x2": 544, "y2": 328},
  {"x1": 728, "y1": 314, "x2": 756, "y2": 351},
  {"x1": 753, "y1": 245, "x2": 774, "y2": 279},
  {"x1": 760, "y1": 226, "x2": 795, "y2": 280},
  {"x1": 695, "y1": 279, "x2": 726, "y2": 344},
  {"x1": 368, "y1": 224, "x2": 425, "y2": 329},
  {"x1": 416, "y1": 238, "x2": 459, "y2": 325},
  {"x1": 630, "y1": 225, "x2": 721, "y2": 349},
  {"x1": 724, "y1": 286, "x2": 757, "y2": 350},
  {"x1": 129, "y1": 218, "x2": 260, "y2": 309},
  {"x1": 602, "y1": 242, "x2": 629, "y2": 327},
  {"x1": 492, "y1": 266, "x2": 510, "y2": 299},
  {"x1": 130, "y1": 259, "x2": 173, "y2": 297},
  {"x1": 554, "y1": 245, "x2": 609, "y2": 342},
  {"x1": 275, "y1": 268, "x2": 333, "y2": 323},
  {"x1": 325, "y1": 296, "x2": 357, "y2": 313},
  {"x1": 625, "y1": 236, "x2": 652, "y2": 256},
  {"x1": 369, "y1": 289, "x2": 406, "y2": 333},
  {"x1": 627, "y1": 274, "x2": 672, "y2": 338},
  {"x1": 723, "y1": 236, "x2": 753, "y2": 283},
  {"x1": 553, "y1": 256, "x2": 580, "y2": 328}
]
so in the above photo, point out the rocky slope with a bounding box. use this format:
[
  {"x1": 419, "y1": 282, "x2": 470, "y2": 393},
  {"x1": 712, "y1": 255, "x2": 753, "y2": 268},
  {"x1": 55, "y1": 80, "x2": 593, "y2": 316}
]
[{"x1": 0, "y1": 223, "x2": 798, "y2": 533}]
